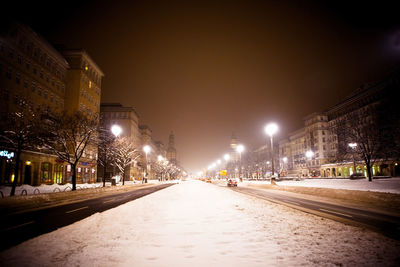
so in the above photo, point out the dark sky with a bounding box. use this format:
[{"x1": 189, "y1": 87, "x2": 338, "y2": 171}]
[{"x1": 7, "y1": 0, "x2": 400, "y2": 173}]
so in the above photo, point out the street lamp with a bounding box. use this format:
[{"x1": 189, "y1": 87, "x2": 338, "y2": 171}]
[
  {"x1": 143, "y1": 145, "x2": 151, "y2": 183},
  {"x1": 348, "y1": 143, "x2": 358, "y2": 176},
  {"x1": 111, "y1": 125, "x2": 122, "y2": 137},
  {"x1": 236, "y1": 144, "x2": 244, "y2": 180},
  {"x1": 282, "y1": 157, "x2": 288, "y2": 176},
  {"x1": 157, "y1": 155, "x2": 164, "y2": 181},
  {"x1": 224, "y1": 154, "x2": 230, "y2": 178},
  {"x1": 110, "y1": 125, "x2": 122, "y2": 183},
  {"x1": 305, "y1": 150, "x2": 314, "y2": 177},
  {"x1": 265, "y1": 123, "x2": 278, "y2": 183}
]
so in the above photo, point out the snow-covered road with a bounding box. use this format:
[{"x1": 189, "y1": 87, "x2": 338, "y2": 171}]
[{"x1": 1, "y1": 180, "x2": 400, "y2": 266}]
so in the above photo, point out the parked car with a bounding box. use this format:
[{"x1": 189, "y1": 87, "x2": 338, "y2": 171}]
[
  {"x1": 205, "y1": 178, "x2": 212, "y2": 183},
  {"x1": 227, "y1": 178, "x2": 238, "y2": 187}
]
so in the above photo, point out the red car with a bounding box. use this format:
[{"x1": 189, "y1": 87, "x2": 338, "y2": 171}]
[{"x1": 227, "y1": 179, "x2": 238, "y2": 187}]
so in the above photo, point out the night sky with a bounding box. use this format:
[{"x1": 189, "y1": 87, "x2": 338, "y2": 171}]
[{"x1": 6, "y1": 0, "x2": 400, "y2": 173}]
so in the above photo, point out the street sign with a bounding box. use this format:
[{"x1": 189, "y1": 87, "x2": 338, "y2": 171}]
[{"x1": 220, "y1": 170, "x2": 227, "y2": 176}]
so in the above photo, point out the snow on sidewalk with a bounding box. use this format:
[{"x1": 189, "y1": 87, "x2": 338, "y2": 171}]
[{"x1": 1, "y1": 180, "x2": 400, "y2": 266}]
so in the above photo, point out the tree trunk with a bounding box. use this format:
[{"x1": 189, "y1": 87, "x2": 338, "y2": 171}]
[
  {"x1": 72, "y1": 163, "x2": 77, "y2": 191},
  {"x1": 102, "y1": 162, "x2": 106, "y2": 187},
  {"x1": 10, "y1": 149, "x2": 21, "y2": 197},
  {"x1": 366, "y1": 162, "x2": 373, "y2": 182},
  {"x1": 122, "y1": 168, "x2": 125, "y2": 185}
]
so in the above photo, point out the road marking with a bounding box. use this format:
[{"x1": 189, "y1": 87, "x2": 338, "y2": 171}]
[
  {"x1": 103, "y1": 198, "x2": 116, "y2": 204},
  {"x1": 65, "y1": 206, "x2": 88, "y2": 214},
  {"x1": 284, "y1": 200, "x2": 301, "y2": 206},
  {"x1": 1, "y1": 221, "x2": 35, "y2": 232},
  {"x1": 319, "y1": 208, "x2": 353, "y2": 218}
]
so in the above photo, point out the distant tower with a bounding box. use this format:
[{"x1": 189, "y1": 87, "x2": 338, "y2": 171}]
[
  {"x1": 229, "y1": 133, "x2": 239, "y2": 162},
  {"x1": 167, "y1": 131, "x2": 177, "y2": 164}
]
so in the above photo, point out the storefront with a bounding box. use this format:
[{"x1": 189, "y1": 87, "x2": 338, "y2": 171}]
[
  {"x1": 320, "y1": 161, "x2": 397, "y2": 178},
  {"x1": 0, "y1": 149, "x2": 101, "y2": 186}
]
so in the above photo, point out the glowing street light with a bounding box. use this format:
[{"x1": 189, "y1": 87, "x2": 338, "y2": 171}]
[
  {"x1": 111, "y1": 125, "x2": 122, "y2": 137},
  {"x1": 110, "y1": 125, "x2": 122, "y2": 179},
  {"x1": 224, "y1": 154, "x2": 230, "y2": 161},
  {"x1": 264, "y1": 123, "x2": 278, "y2": 183},
  {"x1": 282, "y1": 157, "x2": 288, "y2": 177},
  {"x1": 305, "y1": 150, "x2": 314, "y2": 159},
  {"x1": 348, "y1": 143, "x2": 358, "y2": 175},
  {"x1": 305, "y1": 150, "x2": 314, "y2": 177},
  {"x1": 236, "y1": 144, "x2": 244, "y2": 154},
  {"x1": 157, "y1": 155, "x2": 164, "y2": 162}
]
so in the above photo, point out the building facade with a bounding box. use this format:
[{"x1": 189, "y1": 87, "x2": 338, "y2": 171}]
[
  {"x1": 98, "y1": 103, "x2": 141, "y2": 181},
  {"x1": 278, "y1": 71, "x2": 400, "y2": 178},
  {"x1": 166, "y1": 132, "x2": 177, "y2": 165},
  {"x1": 0, "y1": 22, "x2": 103, "y2": 186}
]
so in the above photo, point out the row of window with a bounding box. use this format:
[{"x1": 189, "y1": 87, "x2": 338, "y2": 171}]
[
  {"x1": 7, "y1": 33, "x2": 67, "y2": 80},
  {"x1": 1, "y1": 63, "x2": 64, "y2": 104},
  {"x1": 80, "y1": 89, "x2": 99, "y2": 107},
  {"x1": 1, "y1": 62, "x2": 66, "y2": 94},
  {"x1": 41, "y1": 163, "x2": 96, "y2": 184},
  {"x1": 1, "y1": 88, "x2": 64, "y2": 113},
  {"x1": 103, "y1": 112, "x2": 131, "y2": 119}
]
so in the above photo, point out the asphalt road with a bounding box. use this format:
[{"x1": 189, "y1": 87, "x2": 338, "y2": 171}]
[
  {"x1": 229, "y1": 186, "x2": 400, "y2": 240},
  {"x1": 0, "y1": 183, "x2": 175, "y2": 251}
]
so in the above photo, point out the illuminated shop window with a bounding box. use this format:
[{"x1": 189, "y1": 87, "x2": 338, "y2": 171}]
[{"x1": 41, "y1": 162, "x2": 52, "y2": 183}]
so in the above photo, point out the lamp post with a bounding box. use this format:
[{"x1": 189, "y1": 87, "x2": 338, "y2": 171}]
[
  {"x1": 282, "y1": 157, "x2": 288, "y2": 176},
  {"x1": 216, "y1": 159, "x2": 221, "y2": 179},
  {"x1": 223, "y1": 153, "x2": 230, "y2": 178},
  {"x1": 143, "y1": 145, "x2": 151, "y2": 183},
  {"x1": 348, "y1": 143, "x2": 357, "y2": 176},
  {"x1": 265, "y1": 123, "x2": 278, "y2": 184},
  {"x1": 305, "y1": 150, "x2": 314, "y2": 177},
  {"x1": 236, "y1": 144, "x2": 244, "y2": 181},
  {"x1": 157, "y1": 155, "x2": 164, "y2": 181},
  {"x1": 110, "y1": 125, "x2": 122, "y2": 183}
]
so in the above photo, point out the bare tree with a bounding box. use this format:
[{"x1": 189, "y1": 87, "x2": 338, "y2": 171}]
[
  {"x1": 332, "y1": 104, "x2": 386, "y2": 181},
  {"x1": 0, "y1": 103, "x2": 41, "y2": 196},
  {"x1": 97, "y1": 126, "x2": 117, "y2": 187},
  {"x1": 42, "y1": 111, "x2": 98, "y2": 190},
  {"x1": 113, "y1": 137, "x2": 140, "y2": 185}
]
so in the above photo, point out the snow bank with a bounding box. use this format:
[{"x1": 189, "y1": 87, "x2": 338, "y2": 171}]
[
  {"x1": 243, "y1": 178, "x2": 400, "y2": 194},
  {"x1": 0, "y1": 180, "x2": 172, "y2": 198},
  {"x1": 1, "y1": 180, "x2": 399, "y2": 266}
]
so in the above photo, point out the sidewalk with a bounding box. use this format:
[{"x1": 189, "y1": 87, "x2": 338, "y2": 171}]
[
  {"x1": 1, "y1": 180, "x2": 399, "y2": 266},
  {"x1": 0, "y1": 181, "x2": 175, "y2": 215}
]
